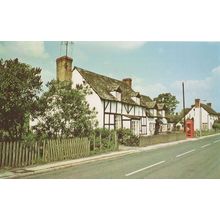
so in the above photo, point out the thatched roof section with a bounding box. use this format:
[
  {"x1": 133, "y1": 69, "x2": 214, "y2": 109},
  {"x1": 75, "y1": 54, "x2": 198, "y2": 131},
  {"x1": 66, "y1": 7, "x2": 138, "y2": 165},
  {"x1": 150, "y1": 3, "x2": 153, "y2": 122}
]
[{"x1": 75, "y1": 67, "x2": 152, "y2": 107}]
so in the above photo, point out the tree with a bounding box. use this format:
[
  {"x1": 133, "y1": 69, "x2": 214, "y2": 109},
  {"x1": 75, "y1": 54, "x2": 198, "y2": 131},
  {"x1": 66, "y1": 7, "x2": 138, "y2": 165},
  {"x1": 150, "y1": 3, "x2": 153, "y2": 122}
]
[
  {"x1": 32, "y1": 80, "x2": 98, "y2": 139},
  {"x1": 0, "y1": 59, "x2": 42, "y2": 140},
  {"x1": 213, "y1": 120, "x2": 220, "y2": 131},
  {"x1": 154, "y1": 93, "x2": 179, "y2": 115}
]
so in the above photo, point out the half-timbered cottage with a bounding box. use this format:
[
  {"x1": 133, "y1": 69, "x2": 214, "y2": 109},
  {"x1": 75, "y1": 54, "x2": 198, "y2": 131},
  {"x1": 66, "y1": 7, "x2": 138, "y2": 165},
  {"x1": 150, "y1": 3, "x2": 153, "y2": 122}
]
[
  {"x1": 29, "y1": 55, "x2": 167, "y2": 136},
  {"x1": 56, "y1": 55, "x2": 167, "y2": 136}
]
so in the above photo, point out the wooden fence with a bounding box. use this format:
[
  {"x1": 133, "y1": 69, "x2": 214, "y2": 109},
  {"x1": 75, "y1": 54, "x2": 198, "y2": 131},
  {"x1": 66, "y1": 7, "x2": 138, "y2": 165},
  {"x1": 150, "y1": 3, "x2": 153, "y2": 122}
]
[
  {"x1": 0, "y1": 142, "x2": 40, "y2": 168},
  {"x1": 0, "y1": 138, "x2": 90, "y2": 169},
  {"x1": 91, "y1": 131, "x2": 118, "y2": 151}
]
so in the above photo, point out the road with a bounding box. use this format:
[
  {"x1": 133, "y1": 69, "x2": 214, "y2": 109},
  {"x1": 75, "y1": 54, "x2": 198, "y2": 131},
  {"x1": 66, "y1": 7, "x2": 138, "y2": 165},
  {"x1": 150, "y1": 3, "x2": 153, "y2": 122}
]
[{"x1": 24, "y1": 135, "x2": 220, "y2": 179}]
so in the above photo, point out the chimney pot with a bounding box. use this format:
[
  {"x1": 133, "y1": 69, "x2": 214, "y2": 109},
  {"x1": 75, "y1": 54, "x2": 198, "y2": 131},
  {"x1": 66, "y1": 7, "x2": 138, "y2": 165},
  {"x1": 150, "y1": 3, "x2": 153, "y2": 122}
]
[
  {"x1": 195, "y1": 99, "x2": 200, "y2": 108},
  {"x1": 207, "y1": 103, "x2": 212, "y2": 108},
  {"x1": 122, "y1": 78, "x2": 132, "y2": 88}
]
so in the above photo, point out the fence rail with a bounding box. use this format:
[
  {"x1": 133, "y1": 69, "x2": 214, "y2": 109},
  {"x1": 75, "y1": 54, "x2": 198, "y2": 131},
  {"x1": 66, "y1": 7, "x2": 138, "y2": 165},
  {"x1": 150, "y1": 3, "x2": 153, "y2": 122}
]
[{"x1": 0, "y1": 138, "x2": 90, "y2": 169}]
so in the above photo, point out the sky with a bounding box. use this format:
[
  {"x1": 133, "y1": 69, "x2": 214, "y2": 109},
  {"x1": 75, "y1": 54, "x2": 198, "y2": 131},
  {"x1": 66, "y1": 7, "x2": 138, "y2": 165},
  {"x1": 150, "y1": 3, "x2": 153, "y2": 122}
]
[{"x1": 0, "y1": 41, "x2": 220, "y2": 112}]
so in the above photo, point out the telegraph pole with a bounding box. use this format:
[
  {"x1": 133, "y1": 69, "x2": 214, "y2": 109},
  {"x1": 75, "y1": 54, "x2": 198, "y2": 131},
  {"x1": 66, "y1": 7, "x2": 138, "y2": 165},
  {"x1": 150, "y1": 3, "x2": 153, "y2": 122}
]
[{"x1": 182, "y1": 82, "x2": 186, "y2": 132}]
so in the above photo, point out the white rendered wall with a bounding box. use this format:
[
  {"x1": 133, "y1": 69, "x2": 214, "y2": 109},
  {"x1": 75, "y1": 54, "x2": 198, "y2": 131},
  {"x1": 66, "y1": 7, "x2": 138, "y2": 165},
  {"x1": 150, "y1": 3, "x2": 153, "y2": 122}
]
[{"x1": 72, "y1": 69, "x2": 103, "y2": 128}]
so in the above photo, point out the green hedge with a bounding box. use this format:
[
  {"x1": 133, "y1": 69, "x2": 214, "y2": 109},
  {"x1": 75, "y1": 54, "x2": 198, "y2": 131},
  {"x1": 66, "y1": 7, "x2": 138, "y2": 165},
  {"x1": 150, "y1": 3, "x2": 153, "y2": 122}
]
[{"x1": 116, "y1": 128, "x2": 139, "y2": 146}]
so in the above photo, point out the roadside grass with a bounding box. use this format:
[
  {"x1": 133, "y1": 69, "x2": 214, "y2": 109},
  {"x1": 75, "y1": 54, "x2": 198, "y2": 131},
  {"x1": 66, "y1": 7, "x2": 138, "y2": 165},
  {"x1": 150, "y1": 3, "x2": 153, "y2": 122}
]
[
  {"x1": 195, "y1": 129, "x2": 220, "y2": 137},
  {"x1": 90, "y1": 146, "x2": 119, "y2": 156}
]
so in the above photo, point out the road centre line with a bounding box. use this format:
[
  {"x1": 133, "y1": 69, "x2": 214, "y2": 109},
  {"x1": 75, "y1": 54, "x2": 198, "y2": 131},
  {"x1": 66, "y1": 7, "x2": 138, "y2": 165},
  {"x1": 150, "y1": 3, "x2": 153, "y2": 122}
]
[
  {"x1": 176, "y1": 149, "x2": 195, "y2": 158},
  {"x1": 201, "y1": 144, "x2": 211, "y2": 148},
  {"x1": 214, "y1": 140, "x2": 220, "y2": 144},
  {"x1": 125, "y1": 161, "x2": 166, "y2": 177}
]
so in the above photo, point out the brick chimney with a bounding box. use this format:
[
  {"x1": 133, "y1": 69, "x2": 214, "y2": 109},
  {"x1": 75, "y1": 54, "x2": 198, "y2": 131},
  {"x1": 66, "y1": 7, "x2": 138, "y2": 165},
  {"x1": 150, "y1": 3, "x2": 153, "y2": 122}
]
[
  {"x1": 56, "y1": 56, "x2": 73, "y2": 81},
  {"x1": 122, "y1": 78, "x2": 132, "y2": 88},
  {"x1": 195, "y1": 99, "x2": 200, "y2": 108},
  {"x1": 207, "y1": 103, "x2": 212, "y2": 108}
]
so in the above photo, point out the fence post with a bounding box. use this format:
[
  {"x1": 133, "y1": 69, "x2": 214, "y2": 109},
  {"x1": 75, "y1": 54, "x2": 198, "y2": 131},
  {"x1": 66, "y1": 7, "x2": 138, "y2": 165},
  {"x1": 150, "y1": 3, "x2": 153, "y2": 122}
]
[
  {"x1": 114, "y1": 131, "x2": 118, "y2": 150},
  {"x1": 93, "y1": 135, "x2": 96, "y2": 150},
  {"x1": 1, "y1": 142, "x2": 4, "y2": 167},
  {"x1": 43, "y1": 140, "x2": 46, "y2": 163},
  {"x1": 99, "y1": 133, "x2": 102, "y2": 150},
  {"x1": 108, "y1": 133, "x2": 111, "y2": 149}
]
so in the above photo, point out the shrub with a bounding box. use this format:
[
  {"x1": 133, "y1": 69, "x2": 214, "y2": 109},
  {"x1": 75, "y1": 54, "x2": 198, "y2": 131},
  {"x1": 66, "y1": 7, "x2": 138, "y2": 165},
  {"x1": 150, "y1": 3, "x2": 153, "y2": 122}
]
[
  {"x1": 213, "y1": 120, "x2": 220, "y2": 131},
  {"x1": 117, "y1": 128, "x2": 139, "y2": 146},
  {"x1": 89, "y1": 128, "x2": 116, "y2": 149}
]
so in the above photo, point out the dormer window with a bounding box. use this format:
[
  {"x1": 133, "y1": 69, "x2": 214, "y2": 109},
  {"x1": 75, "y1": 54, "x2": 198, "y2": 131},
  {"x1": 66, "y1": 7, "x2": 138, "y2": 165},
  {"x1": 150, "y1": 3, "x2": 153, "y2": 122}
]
[
  {"x1": 116, "y1": 91, "x2": 121, "y2": 101},
  {"x1": 132, "y1": 92, "x2": 141, "y2": 105},
  {"x1": 150, "y1": 109, "x2": 154, "y2": 115},
  {"x1": 132, "y1": 96, "x2": 140, "y2": 105},
  {"x1": 110, "y1": 86, "x2": 122, "y2": 101}
]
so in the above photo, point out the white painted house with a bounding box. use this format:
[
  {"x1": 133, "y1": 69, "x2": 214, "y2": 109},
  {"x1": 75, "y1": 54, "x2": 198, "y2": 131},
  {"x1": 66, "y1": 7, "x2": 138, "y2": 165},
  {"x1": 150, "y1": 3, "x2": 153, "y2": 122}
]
[
  {"x1": 178, "y1": 99, "x2": 219, "y2": 131},
  {"x1": 31, "y1": 55, "x2": 168, "y2": 136},
  {"x1": 71, "y1": 66, "x2": 167, "y2": 136}
]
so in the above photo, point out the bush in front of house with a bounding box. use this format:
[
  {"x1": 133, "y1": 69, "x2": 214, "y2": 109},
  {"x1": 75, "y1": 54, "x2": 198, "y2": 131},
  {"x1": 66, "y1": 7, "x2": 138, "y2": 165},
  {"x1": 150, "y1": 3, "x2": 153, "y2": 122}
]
[
  {"x1": 89, "y1": 128, "x2": 117, "y2": 150},
  {"x1": 213, "y1": 120, "x2": 220, "y2": 131},
  {"x1": 116, "y1": 128, "x2": 139, "y2": 146}
]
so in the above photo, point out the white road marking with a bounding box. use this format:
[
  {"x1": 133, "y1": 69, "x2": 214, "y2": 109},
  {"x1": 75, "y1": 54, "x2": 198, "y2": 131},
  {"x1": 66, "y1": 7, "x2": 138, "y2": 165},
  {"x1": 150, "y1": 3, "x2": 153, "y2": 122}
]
[
  {"x1": 214, "y1": 140, "x2": 220, "y2": 144},
  {"x1": 176, "y1": 149, "x2": 195, "y2": 158},
  {"x1": 125, "y1": 160, "x2": 166, "y2": 177},
  {"x1": 201, "y1": 144, "x2": 211, "y2": 148}
]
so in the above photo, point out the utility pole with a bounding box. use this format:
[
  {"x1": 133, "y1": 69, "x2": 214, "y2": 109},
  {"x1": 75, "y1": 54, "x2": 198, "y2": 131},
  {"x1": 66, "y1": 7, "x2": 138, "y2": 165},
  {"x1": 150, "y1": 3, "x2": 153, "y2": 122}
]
[
  {"x1": 200, "y1": 99, "x2": 207, "y2": 137},
  {"x1": 182, "y1": 82, "x2": 186, "y2": 132}
]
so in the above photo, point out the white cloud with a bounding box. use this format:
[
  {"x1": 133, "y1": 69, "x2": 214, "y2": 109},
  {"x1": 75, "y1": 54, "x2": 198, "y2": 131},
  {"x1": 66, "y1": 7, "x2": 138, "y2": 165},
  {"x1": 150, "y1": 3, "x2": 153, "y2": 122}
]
[
  {"x1": 212, "y1": 65, "x2": 220, "y2": 74},
  {"x1": 170, "y1": 70, "x2": 220, "y2": 111},
  {"x1": 104, "y1": 42, "x2": 146, "y2": 50},
  {"x1": 79, "y1": 41, "x2": 146, "y2": 51},
  {"x1": 0, "y1": 41, "x2": 49, "y2": 59},
  {"x1": 135, "y1": 82, "x2": 168, "y2": 98},
  {"x1": 129, "y1": 65, "x2": 220, "y2": 112}
]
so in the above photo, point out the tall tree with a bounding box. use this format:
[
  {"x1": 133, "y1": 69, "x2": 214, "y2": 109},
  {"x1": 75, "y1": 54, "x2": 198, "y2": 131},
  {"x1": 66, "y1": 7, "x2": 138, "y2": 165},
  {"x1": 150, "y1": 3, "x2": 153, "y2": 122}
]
[
  {"x1": 0, "y1": 59, "x2": 42, "y2": 140},
  {"x1": 154, "y1": 93, "x2": 179, "y2": 115},
  {"x1": 32, "y1": 80, "x2": 98, "y2": 139}
]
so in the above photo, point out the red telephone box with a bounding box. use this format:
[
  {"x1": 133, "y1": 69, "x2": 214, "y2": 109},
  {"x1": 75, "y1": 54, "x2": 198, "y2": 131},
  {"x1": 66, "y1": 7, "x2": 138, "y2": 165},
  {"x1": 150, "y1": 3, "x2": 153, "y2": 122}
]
[{"x1": 185, "y1": 119, "x2": 194, "y2": 138}]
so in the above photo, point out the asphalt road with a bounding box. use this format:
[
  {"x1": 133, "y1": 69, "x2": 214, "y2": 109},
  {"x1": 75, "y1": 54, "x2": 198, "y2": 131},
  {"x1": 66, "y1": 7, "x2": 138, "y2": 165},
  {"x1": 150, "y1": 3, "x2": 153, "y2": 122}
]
[{"x1": 24, "y1": 135, "x2": 220, "y2": 179}]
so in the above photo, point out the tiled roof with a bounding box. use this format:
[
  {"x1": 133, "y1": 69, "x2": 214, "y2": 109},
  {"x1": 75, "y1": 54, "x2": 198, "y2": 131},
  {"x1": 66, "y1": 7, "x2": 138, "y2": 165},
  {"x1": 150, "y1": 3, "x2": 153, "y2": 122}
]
[
  {"x1": 146, "y1": 101, "x2": 157, "y2": 109},
  {"x1": 200, "y1": 103, "x2": 218, "y2": 116},
  {"x1": 140, "y1": 95, "x2": 153, "y2": 106},
  {"x1": 187, "y1": 104, "x2": 218, "y2": 116},
  {"x1": 76, "y1": 67, "x2": 151, "y2": 107}
]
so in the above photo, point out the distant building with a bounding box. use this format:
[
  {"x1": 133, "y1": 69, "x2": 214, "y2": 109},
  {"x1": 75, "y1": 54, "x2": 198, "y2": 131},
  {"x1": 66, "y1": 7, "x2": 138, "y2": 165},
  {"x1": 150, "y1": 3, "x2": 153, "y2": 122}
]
[{"x1": 177, "y1": 99, "x2": 219, "y2": 131}]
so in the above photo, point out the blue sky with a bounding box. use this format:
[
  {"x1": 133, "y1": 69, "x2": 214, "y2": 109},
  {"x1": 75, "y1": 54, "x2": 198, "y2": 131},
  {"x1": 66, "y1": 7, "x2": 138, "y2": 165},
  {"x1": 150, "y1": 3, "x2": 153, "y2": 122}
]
[{"x1": 0, "y1": 41, "x2": 220, "y2": 112}]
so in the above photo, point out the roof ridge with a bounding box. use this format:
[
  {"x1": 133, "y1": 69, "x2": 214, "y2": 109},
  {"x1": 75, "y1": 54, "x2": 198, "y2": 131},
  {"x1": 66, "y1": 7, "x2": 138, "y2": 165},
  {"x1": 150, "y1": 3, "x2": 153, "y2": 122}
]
[
  {"x1": 75, "y1": 66, "x2": 154, "y2": 107},
  {"x1": 75, "y1": 66, "x2": 128, "y2": 86}
]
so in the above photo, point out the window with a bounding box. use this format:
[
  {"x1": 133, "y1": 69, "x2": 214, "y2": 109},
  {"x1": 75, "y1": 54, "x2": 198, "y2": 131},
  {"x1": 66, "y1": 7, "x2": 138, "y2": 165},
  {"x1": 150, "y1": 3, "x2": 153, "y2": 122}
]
[
  {"x1": 116, "y1": 91, "x2": 121, "y2": 101},
  {"x1": 149, "y1": 123, "x2": 155, "y2": 135},
  {"x1": 110, "y1": 91, "x2": 121, "y2": 101},
  {"x1": 131, "y1": 120, "x2": 140, "y2": 136},
  {"x1": 115, "y1": 115, "x2": 122, "y2": 129}
]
